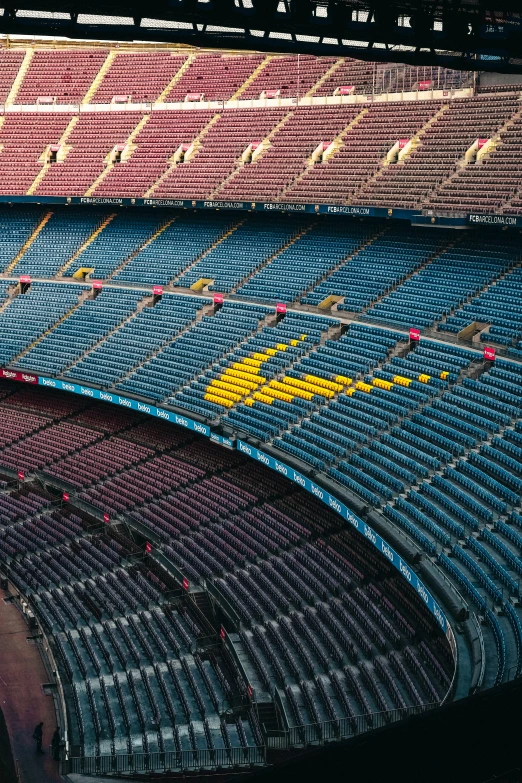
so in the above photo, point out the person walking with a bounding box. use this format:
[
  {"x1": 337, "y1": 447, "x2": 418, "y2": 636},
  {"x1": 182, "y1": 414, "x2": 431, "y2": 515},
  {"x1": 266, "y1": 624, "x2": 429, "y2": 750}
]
[
  {"x1": 33, "y1": 721, "x2": 44, "y2": 754},
  {"x1": 51, "y1": 727, "x2": 61, "y2": 761}
]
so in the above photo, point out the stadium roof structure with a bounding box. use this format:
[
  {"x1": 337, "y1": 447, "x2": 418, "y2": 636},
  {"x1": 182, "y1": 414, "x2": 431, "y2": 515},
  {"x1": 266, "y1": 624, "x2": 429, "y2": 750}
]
[{"x1": 1, "y1": 0, "x2": 522, "y2": 73}]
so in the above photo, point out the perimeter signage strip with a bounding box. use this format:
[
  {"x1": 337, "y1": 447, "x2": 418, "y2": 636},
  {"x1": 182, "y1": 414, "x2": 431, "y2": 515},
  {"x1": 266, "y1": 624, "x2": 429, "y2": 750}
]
[
  {"x1": 0, "y1": 193, "x2": 512, "y2": 227},
  {"x1": 6, "y1": 373, "x2": 451, "y2": 640}
]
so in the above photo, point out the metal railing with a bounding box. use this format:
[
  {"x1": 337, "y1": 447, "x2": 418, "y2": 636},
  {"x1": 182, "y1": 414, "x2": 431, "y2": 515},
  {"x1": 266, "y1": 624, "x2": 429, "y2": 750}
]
[
  {"x1": 66, "y1": 745, "x2": 266, "y2": 774},
  {"x1": 265, "y1": 703, "x2": 439, "y2": 750}
]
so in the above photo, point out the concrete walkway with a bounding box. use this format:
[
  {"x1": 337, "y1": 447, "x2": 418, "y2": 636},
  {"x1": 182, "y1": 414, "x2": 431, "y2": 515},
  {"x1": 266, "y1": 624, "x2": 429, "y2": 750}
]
[{"x1": 0, "y1": 589, "x2": 61, "y2": 783}]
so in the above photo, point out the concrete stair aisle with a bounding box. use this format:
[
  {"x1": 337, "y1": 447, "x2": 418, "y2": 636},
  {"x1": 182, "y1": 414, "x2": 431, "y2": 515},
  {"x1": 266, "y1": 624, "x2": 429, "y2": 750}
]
[
  {"x1": 57, "y1": 213, "x2": 117, "y2": 277},
  {"x1": 27, "y1": 115, "x2": 80, "y2": 195},
  {"x1": 110, "y1": 299, "x2": 214, "y2": 391},
  {"x1": 209, "y1": 110, "x2": 296, "y2": 200},
  {"x1": 335, "y1": 234, "x2": 463, "y2": 327},
  {"x1": 4, "y1": 212, "x2": 54, "y2": 274},
  {"x1": 277, "y1": 106, "x2": 369, "y2": 202},
  {"x1": 156, "y1": 53, "x2": 195, "y2": 103},
  {"x1": 0, "y1": 281, "x2": 22, "y2": 314},
  {"x1": 106, "y1": 215, "x2": 180, "y2": 282},
  {"x1": 208, "y1": 316, "x2": 347, "y2": 440},
  {"x1": 293, "y1": 224, "x2": 388, "y2": 311},
  {"x1": 433, "y1": 258, "x2": 522, "y2": 341},
  {"x1": 230, "y1": 55, "x2": 274, "y2": 100},
  {"x1": 228, "y1": 222, "x2": 316, "y2": 296},
  {"x1": 420, "y1": 98, "x2": 522, "y2": 211},
  {"x1": 82, "y1": 50, "x2": 118, "y2": 104},
  {"x1": 347, "y1": 103, "x2": 451, "y2": 206},
  {"x1": 306, "y1": 58, "x2": 344, "y2": 97},
  {"x1": 167, "y1": 218, "x2": 246, "y2": 288},
  {"x1": 10, "y1": 287, "x2": 93, "y2": 365},
  {"x1": 5, "y1": 48, "x2": 33, "y2": 106},
  {"x1": 84, "y1": 114, "x2": 151, "y2": 197},
  {"x1": 56, "y1": 290, "x2": 156, "y2": 377},
  {"x1": 144, "y1": 112, "x2": 222, "y2": 198}
]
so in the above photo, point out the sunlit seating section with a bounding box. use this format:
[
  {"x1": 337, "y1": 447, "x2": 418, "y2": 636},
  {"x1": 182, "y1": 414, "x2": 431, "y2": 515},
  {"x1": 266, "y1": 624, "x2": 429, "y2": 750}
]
[
  {"x1": 303, "y1": 225, "x2": 452, "y2": 313},
  {"x1": 0, "y1": 112, "x2": 75, "y2": 195},
  {"x1": 164, "y1": 52, "x2": 265, "y2": 102},
  {"x1": 365, "y1": 231, "x2": 516, "y2": 329},
  {"x1": 112, "y1": 213, "x2": 236, "y2": 286},
  {"x1": 91, "y1": 51, "x2": 188, "y2": 103},
  {"x1": 175, "y1": 214, "x2": 305, "y2": 293},
  {"x1": 236, "y1": 221, "x2": 372, "y2": 303},
  {"x1": 15, "y1": 49, "x2": 108, "y2": 104},
  {"x1": 14, "y1": 287, "x2": 145, "y2": 375}
]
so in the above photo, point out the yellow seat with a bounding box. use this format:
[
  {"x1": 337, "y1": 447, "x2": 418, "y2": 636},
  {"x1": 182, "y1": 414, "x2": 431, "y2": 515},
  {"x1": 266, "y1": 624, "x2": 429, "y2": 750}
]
[
  {"x1": 208, "y1": 386, "x2": 242, "y2": 403},
  {"x1": 225, "y1": 368, "x2": 265, "y2": 384},
  {"x1": 418, "y1": 373, "x2": 431, "y2": 384},
  {"x1": 261, "y1": 386, "x2": 294, "y2": 403},
  {"x1": 205, "y1": 393, "x2": 234, "y2": 408},
  {"x1": 221, "y1": 374, "x2": 258, "y2": 391},
  {"x1": 440, "y1": 371, "x2": 449, "y2": 380},
  {"x1": 281, "y1": 377, "x2": 321, "y2": 395},
  {"x1": 238, "y1": 358, "x2": 262, "y2": 369},
  {"x1": 392, "y1": 375, "x2": 412, "y2": 387},
  {"x1": 209, "y1": 380, "x2": 249, "y2": 397},
  {"x1": 231, "y1": 362, "x2": 261, "y2": 375},
  {"x1": 304, "y1": 374, "x2": 342, "y2": 393},
  {"x1": 372, "y1": 378, "x2": 394, "y2": 391},
  {"x1": 335, "y1": 375, "x2": 352, "y2": 386},
  {"x1": 253, "y1": 391, "x2": 274, "y2": 405},
  {"x1": 272, "y1": 380, "x2": 314, "y2": 401},
  {"x1": 252, "y1": 352, "x2": 270, "y2": 362},
  {"x1": 355, "y1": 381, "x2": 373, "y2": 393}
]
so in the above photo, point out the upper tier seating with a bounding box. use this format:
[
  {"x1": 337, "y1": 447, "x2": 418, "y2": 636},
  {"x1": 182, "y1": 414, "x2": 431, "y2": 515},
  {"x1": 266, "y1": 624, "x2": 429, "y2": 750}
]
[
  {"x1": 91, "y1": 51, "x2": 188, "y2": 104},
  {"x1": 15, "y1": 49, "x2": 108, "y2": 104},
  {"x1": 215, "y1": 106, "x2": 361, "y2": 203},
  {"x1": 164, "y1": 53, "x2": 265, "y2": 103},
  {"x1": 353, "y1": 94, "x2": 521, "y2": 209},
  {"x1": 0, "y1": 113, "x2": 75, "y2": 195},
  {"x1": 283, "y1": 101, "x2": 442, "y2": 205},
  {"x1": 92, "y1": 109, "x2": 215, "y2": 197},
  {"x1": 0, "y1": 48, "x2": 515, "y2": 211},
  {"x1": 0, "y1": 50, "x2": 26, "y2": 102},
  {"x1": 427, "y1": 112, "x2": 522, "y2": 214},
  {"x1": 240, "y1": 55, "x2": 337, "y2": 100},
  {"x1": 35, "y1": 111, "x2": 144, "y2": 196},
  {"x1": 152, "y1": 108, "x2": 288, "y2": 200}
]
